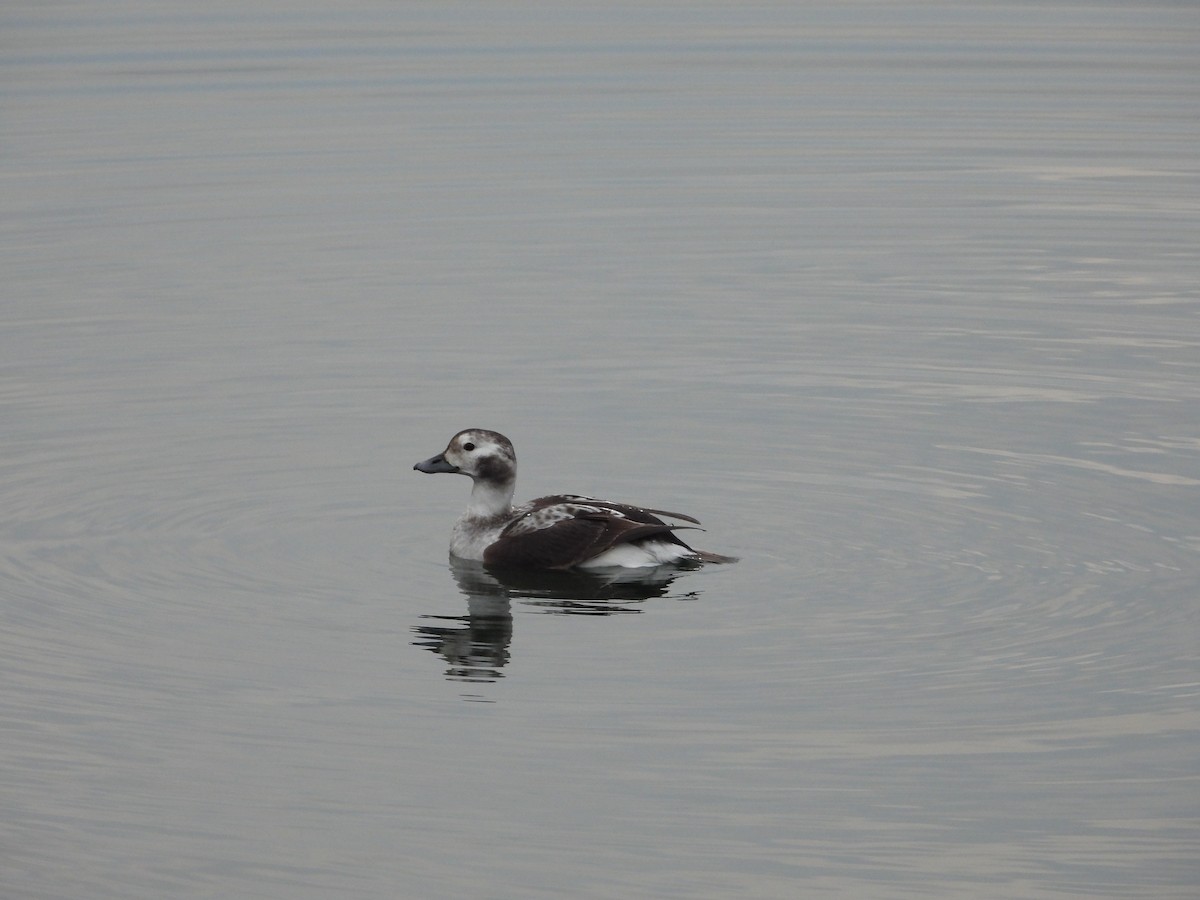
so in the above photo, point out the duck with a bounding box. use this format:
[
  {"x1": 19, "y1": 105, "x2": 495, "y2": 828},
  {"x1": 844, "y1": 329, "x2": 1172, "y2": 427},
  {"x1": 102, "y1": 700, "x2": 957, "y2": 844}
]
[{"x1": 414, "y1": 429, "x2": 737, "y2": 570}]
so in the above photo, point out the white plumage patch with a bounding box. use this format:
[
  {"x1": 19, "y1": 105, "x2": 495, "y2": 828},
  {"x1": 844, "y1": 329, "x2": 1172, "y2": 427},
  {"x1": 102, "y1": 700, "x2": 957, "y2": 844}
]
[{"x1": 577, "y1": 540, "x2": 695, "y2": 569}]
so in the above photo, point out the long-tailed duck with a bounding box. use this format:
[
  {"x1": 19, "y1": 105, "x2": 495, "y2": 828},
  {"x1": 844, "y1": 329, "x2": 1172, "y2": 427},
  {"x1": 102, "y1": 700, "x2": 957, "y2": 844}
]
[{"x1": 414, "y1": 429, "x2": 737, "y2": 570}]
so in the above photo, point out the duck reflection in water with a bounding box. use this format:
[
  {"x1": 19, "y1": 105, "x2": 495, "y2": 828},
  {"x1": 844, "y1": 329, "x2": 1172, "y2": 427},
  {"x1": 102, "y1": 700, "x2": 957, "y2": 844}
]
[{"x1": 411, "y1": 558, "x2": 699, "y2": 683}]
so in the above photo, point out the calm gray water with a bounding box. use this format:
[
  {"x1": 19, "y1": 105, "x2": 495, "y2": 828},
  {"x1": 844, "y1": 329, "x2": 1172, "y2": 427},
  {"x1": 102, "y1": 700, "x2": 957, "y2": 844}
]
[{"x1": 3, "y1": 2, "x2": 1198, "y2": 898}]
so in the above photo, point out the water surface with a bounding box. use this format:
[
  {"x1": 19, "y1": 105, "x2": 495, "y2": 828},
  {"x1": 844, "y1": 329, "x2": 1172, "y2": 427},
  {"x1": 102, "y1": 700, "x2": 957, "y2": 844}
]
[{"x1": 2, "y1": 2, "x2": 1198, "y2": 898}]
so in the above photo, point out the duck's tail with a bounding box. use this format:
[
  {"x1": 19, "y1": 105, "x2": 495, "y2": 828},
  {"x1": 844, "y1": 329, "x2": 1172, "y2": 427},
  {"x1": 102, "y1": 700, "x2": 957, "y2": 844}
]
[{"x1": 692, "y1": 549, "x2": 739, "y2": 564}]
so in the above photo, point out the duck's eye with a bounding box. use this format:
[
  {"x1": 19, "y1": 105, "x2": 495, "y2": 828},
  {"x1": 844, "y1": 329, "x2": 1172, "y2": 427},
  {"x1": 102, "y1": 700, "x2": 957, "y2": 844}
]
[{"x1": 462, "y1": 442, "x2": 475, "y2": 452}]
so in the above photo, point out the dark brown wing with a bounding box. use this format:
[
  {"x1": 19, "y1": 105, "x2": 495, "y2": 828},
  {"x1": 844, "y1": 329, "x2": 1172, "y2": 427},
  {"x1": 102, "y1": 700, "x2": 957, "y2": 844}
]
[{"x1": 483, "y1": 496, "x2": 698, "y2": 570}]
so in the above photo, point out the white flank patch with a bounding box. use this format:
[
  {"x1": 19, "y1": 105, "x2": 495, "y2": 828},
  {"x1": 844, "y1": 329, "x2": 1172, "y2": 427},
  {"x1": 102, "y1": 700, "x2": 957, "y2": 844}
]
[{"x1": 578, "y1": 540, "x2": 694, "y2": 569}]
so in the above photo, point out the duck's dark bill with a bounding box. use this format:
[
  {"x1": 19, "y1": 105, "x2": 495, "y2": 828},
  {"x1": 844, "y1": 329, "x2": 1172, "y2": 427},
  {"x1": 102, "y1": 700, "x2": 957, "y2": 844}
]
[{"x1": 414, "y1": 454, "x2": 459, "y2": 474}]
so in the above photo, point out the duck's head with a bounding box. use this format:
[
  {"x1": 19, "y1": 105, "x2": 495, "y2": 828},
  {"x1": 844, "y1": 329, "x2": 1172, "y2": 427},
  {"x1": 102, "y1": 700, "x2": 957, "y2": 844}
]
[{"x1": 414, "y1": 429, "x2": 516, "y2": 485}]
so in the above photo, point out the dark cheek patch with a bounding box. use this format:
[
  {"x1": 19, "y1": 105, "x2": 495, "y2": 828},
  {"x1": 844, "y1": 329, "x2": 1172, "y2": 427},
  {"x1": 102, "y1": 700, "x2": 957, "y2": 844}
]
[{"x1": 475, "y1": 454, "x2": 513, "y2": 483}]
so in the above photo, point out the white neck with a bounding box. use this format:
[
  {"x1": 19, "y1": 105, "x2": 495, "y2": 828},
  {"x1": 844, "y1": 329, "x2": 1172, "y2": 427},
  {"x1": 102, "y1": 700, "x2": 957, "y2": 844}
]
[{"x1": 465, "y1": 477, "x2": 515, "y2": 519}]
